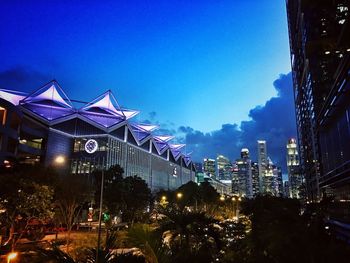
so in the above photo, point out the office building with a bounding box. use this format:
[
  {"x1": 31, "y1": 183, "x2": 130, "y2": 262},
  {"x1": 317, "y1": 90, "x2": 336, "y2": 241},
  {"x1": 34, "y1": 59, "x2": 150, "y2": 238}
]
[
  {"x1": 257, "y1": 140, "x2": 268, "y2": 193},
  {"x1": 287, "y1": 0, "x2": 350, "y2": 240},
  {"x1": 203, "y1": 158, "x2": 216, "y2": 177},
  {"x1": 234, "y1": 148, "x2": 253, "y2": 198},
  {"x1": 0, "y1": 81, "x2": 195, "y2": 190},
  {"x1": 216, "y1": 154, "x2": 232, "y2": 180},
  {"x1": 287, "y1": 0, "x2": 350, "y2": 200},
  {"x1": 251, "y1": 161, "x2": 260, "y2": 196},
  {"x1": 287, "y1": 138, "x2": 303, "y2": 198}
]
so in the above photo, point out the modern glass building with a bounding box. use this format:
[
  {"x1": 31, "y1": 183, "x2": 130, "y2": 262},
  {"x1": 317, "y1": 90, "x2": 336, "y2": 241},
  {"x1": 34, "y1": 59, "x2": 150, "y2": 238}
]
[
  {"x1": 286, "y1": 138, "x2": 303, "y2": 199},
  {"x1": 287, "y1": 0, "x2": 350, "y2": 240},
  {"x1": 0, "y1": 80, "x2": 195, "y2": 190}
]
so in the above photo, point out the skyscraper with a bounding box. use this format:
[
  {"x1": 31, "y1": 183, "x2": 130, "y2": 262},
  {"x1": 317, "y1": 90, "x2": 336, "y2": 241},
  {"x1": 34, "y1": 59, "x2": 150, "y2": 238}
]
[
  {"x1": 203, "y1": 158, "x2": 216, "y2": 177},
  {"x1": 216, "y1": 154, "x2": 232, "y2": 180},
  {"x1": 257, "y1": 140, "x2": 267, "y2": 193},
  {"x1": 251, "y1": 161, "x2": 260, "y2": 196},
  {"x1": 287, "y1": 138, "x2": 303, "y2": 198},
  {"x1": 286, "y1": 0, "x2": 350, "y2": 201},
  {"x1": 287, "y1": 0, "x2": 350, "y2": 239},
  {"x1": 234, "y1": 148, "x2": 253, "y2": 198}
]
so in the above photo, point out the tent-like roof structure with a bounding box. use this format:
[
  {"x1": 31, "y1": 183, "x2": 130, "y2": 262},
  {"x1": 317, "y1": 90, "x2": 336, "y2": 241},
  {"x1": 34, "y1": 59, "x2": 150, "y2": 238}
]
[
  {"x1": 153, "y1": 135, "x2": 173, "y2": 154},
  {"x1": 0, "y1": 89, "x2": 27, "y2": 105},
  {"x1": 1, "y1": 80, "x2": 193, "y2": 164},
  {"x1": 129, "y1": 123, "x2": 157, "y2": 143},
  {"x1": 79, "y1": 91, "x2": 138, "y2": 128},
  {"x1": 169, "y1": 144, "x2": 186, "y2": 160},
  {"x1": 20, "y1": 81, "x2": 75, "y2": 121}
]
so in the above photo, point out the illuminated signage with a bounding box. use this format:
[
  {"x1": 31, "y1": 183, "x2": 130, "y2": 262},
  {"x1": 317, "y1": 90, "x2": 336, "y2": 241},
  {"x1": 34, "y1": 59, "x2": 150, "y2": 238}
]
[{"x1": 85, "y1": 139, "x2": 98, "y2": 154}]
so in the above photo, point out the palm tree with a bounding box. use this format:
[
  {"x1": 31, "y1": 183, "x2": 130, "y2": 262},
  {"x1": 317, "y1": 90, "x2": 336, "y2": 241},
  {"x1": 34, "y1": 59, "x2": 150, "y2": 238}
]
[
  {"x1": 125, "y1": 224, "x2": 170, "y2": 263},
  {"x1": 157, "y1": 204, "x2": 220, "y2": 261}
]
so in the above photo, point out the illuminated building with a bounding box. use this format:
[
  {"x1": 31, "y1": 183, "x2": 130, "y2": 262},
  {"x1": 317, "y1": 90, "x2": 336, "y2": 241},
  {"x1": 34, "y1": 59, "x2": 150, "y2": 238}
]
[
  {"x1": 203, "y1": 158, "x2": 216, "y2": 177},
  {"x1": 257, "y1": 140, "x2": 267, "y2": 193},
  {"x1": 0, "y1": 80, "x2": 195, "y2": 190},
  {"x1": 287, "y1": 0, "x2": 350, "y2": 240},
  {"x1": 234, "y1": 148, "x2": 253, "y2": 198},
  {"x1": 216, "y1": 154, "x2": 232, "y2": 180},
  {"x1": 287, "y1": 138, "x2": 303, "y2": 198},
  {"x1": 251, "y1": 161, "x2": 260, "y2": 196}
]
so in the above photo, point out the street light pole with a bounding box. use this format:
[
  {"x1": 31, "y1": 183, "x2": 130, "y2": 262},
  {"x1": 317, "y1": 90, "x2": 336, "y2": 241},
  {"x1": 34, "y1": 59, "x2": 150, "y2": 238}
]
[{"x1": 96, "y1": 156, "x2": 105, "y2": 263}]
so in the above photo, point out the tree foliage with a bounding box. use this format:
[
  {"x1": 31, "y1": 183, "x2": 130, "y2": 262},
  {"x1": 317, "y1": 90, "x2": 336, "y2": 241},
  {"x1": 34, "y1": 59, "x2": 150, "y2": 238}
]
[
  {"x1": 94, "y1": 165, "x2": 152, "y2": 223},
  {"x1": 0, "y1": 164, "x2": 54, "y2": 244}
]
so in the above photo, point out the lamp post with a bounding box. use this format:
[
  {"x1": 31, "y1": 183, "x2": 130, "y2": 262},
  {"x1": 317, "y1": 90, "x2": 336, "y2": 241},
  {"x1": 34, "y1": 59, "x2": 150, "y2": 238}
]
[{"x1": 96, "y1": 156, "x2": 105, "y2": 263}]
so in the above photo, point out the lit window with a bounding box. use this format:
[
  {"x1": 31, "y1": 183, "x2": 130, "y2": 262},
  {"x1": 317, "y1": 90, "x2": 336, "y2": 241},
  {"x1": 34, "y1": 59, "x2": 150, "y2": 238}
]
[{"x1": 0, "y1": 107, "x2": 7, "y2": 125}]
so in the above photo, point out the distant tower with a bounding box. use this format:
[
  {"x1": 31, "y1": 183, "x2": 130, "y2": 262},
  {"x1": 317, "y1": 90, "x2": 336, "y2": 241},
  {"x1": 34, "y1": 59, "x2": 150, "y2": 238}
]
[
  {"x1": 216, "y1": 155, "x2": 232, "y2": 180},
  {"x1": 287, "y1": 138, "x2": 303, "y2": 198},
  {"x1": 251, "y1": 161, "x2": 260, "y2": 196},
  {"x1": 257, "y1": 140, "x2": 267, "y2": 193},
  {"x1": 203, "y1": 158, "x2": 216, "y2": 177},
  {"x1": 235, "y1": 148, "x2": 253, "y2": 198}
]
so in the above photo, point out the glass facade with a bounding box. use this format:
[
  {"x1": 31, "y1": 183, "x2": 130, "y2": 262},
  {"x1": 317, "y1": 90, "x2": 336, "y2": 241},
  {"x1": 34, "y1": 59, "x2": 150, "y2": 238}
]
[{"x1": 0, "y1": 81, "x2": 196, "y2": 191}]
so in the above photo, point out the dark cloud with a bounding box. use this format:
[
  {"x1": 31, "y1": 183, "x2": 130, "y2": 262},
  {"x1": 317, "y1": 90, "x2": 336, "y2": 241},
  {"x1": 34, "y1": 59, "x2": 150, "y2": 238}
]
[
  {"x1": 178, "y1": 72, "x2": 296, "y2": 172},
  {"x1": 0, "y1": 66, "x2": 50, "y2": 92},
  {"x1": 240, "y1": 73, "x2": 296, "y2": 170}
]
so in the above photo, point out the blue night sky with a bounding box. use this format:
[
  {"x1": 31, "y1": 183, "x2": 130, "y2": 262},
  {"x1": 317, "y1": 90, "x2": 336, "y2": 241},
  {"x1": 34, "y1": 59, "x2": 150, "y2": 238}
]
[{"x1": 0, "y1": 1, "x2": 295, "y2": 172}]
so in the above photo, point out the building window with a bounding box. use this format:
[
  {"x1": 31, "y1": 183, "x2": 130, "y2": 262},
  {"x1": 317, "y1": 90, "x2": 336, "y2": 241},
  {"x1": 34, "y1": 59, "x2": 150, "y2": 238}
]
[{"x1": 0, "y1": 107, "x2": 7, "y2": 125}]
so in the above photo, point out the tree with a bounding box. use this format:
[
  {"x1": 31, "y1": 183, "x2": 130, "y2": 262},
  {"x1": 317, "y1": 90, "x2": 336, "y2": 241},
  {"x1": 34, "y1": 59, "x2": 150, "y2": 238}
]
[
  {"x1": 0, "y1": 164, "x2": 54, "y2": 247},
  {"x1": 54, "y1": 173, "x2": 93, "y2": 252},
  {"x1": 122, "y1": 176, "x2": 151, "y2": 223},
  {"x1": 126, "y1": 224, "x2": 170, "y2": 263},
  {"x1": 157, "y1": 204, "x2": 219, "y2": 262},
  {"x1": 176, "y1": 181, "x2": 200, "y2": 211},
  {"x1": 95, "y1": 165, "x2": 151, "y2": 224}
]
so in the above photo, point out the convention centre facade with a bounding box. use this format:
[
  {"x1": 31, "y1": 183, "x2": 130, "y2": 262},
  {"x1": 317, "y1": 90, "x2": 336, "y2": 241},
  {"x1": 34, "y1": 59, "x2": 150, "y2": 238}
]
[{"x1": 0, "y1": 80, "x2": 195, "y2": 190}]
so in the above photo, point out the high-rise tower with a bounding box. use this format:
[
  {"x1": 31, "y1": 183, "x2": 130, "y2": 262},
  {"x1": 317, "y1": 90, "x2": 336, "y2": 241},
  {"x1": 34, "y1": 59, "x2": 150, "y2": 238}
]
[
  {"x1": 287, "y1": 138, "x2": 303, "y2": 198},
  {"x1": 257, "y1": 140, "x2": 267, "y2": 193}
]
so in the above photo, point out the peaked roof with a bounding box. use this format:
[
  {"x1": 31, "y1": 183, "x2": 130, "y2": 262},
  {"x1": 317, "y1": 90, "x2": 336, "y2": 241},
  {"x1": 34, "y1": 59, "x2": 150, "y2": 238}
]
[
  {"x1": 80, "y1": 90, "x2": 123, "y2": 116},
  {"x1": 21, "y1": 81, "x2": 73, "y2": 108},
  {"x1": 183, "y1": 153, "x2": 193, "y2": 166},
  {"x1": 152, "y1": 135, "x2": 173, "y2": 154},
  {"x1": 169, "y1": 144, "x2": 186, "y2": 160},
  {"x1": 153, "y1": 135, "x2": 174, "y2": 142},
  {"x1": 79, "y1": 91, "x2": 131, "y2": 128},
  {"x1": 20, "y1": 80, "x2": 75, "y2": 121},
  {"x1": 121, "y1": 108, "x2": 139, "y2": 120},
  {"x1": 0, "y1": 81, "x2": 194, "y2": 166},
  {"x1": 129, "y1": 123, "x2": 152, "y2": 143},
  {"x1": 0, "y1": 89, "x2": 27, "y2": 105}
]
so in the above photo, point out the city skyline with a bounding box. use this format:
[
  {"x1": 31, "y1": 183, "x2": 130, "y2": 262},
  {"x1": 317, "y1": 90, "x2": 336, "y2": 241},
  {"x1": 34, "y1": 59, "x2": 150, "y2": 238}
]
[{"x1": 0, "y1": 1, "x2": 295, "y2": 171}]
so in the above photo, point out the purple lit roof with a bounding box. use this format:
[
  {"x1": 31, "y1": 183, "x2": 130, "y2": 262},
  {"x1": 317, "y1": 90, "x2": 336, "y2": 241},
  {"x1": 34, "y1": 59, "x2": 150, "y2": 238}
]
[
  {"x1": 169, "y1": 144, "x2": 185, "y2": 160},
  {"x1": 183, "y1": 153, "x2": 192, "y2": 166},
  {"x1": 131, "y1": 123, "x2": 158, "y2": 132},
  {"x1": 0, "y1": 89, "x2": 28, "y2": 105},
  {"x1": 20, "y1": 81, "x2": 75, "y2": 121},
  {"x1": 80, "y1": 112, "x2": 125, "y2": 128},
  {"x1": 152, "y1": 135, "x2": 173, "y2": 154},
  {"x1": 79, "y1": 91, "x2": 141, "y2": 128},
  {"x1": 153, "y1": 140, "x2": 168, "y2": 153},
  {"x1": 153, "y1": 135, "x2": 174, "y2": 142},
  {"x1": 129, "y1": 123, "x2": 153, "y2": 142},
  {"x1": 121, "y1": 108, "x2": 139, "y2": 120},
  {"x1": 81, "y1": 91, "x2": 124, "y2": 117},
  {"x1": 0, "y1": 82, "x2": 193, "y2": 165}
]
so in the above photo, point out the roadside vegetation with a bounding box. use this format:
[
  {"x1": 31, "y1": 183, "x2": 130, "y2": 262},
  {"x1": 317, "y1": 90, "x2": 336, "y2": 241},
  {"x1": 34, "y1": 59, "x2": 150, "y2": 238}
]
[{"x1": 1, "y1": 164, "x2": 350, "y2": 263}]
